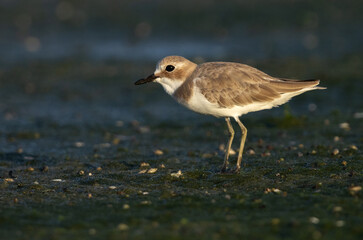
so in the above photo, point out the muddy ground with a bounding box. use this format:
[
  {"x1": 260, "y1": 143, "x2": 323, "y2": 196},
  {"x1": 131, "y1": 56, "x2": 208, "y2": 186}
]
[{"x1": 0, "y1": 57, "x2": 361, "y2": 239}]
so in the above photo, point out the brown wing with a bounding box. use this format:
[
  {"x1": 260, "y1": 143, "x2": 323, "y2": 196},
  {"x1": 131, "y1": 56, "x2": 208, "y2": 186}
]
[{"x1": 194, "y1": 62, "x2": 321, "y2": 108}]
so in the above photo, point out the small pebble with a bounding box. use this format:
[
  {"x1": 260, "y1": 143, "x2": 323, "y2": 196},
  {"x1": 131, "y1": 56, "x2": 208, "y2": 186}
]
[
  {"x1": 354, "y1": 112, "x2": 363, "y2": 119},
  {"x1": 51, "y1": 179, "x2": 63, "y2": 182},
  {"x1": 335, "y1": 220, "x2": 345, "y2": 227},
  {"x1": 334, "y1": 136, "x2": 340, "y2": 142},
  {"x1": 109, "y1": 186, "x2": 117, "y2": 189},
  {"x1": 154, "y1": 149, "x2": 163, "y2": 155},
  {"x1": 339, "y1": 122, "x2": 350, "y2": 131},
  {"x1": 138, "y1": 169, "x2": 147, "y2": 174},
  {"x1": 311, "y1": 150, "x2": 317, "y2": 154},
  {"x1": 219, "y1": 145, "x2": 237, "y2": 155},
  {"x1": 272, "y1": 188, "x2": 282, "y2": 193},
  {"x1": 147, "y1": 168, "x2": 158, "y2": 174},
  {"x1": 202, "y1": 153, "x2": 213, "y2": 158},
  {"x1": 261, "y1": 152, "x2": 271, "y2": 157},
  {"x1": 332, "y1": 149, "x2": 339, "y2": 155},
  {"x1": 170, "y1": 170, "x2": 183, "y2": 178},
  {"x1": 74, "y1": 142, "x2": 85, "y2": 148},
  {"x1": 78, "y1": 170, "x2": 85, "y2": 176},
  {"x1": 123, "y1": 204, "x2": 130, "y2": 210},
  {"x1": 247, "y1": 149, "x2": 255, "y2": 155},
  {"x1": 33, "y1": 181, "x2": 39, "y2": 185},
  {"x1": 87, "y1": 193, "x2": 92, "y2": 198},
  {"x1": 229, "y1": 148, "x2": 236, "y2": 155},
  {"x1": 349, "y1": 186, "x2": 361, "y2": 192},
  {"x1": 88, "y1": 173, "x2": 92, "y2": 176},
  {"x1": 350, "y1": 145, "x2": 358, "y2": 150},
  {"x1": 219, "y1": 144, "x2": 225, "y2": 151},
  {"x1": 96, "y1": 167, "x2": 102, "y2": 171},
  {"x1": 309, "y1": 217, "x2": 320, "y2": 224},
  {"x1": 26, "y1": 167, "x2": 34, "y2": 172},
  {"x1": 140, "y1": 162, "x2": 150, "y2": 167},
  {"x1": 341, "y1": 161, "x2": 347, "y2": 166},
  {"x1": 225, "y1": 194, "x2": 231, "y2": 200},
  {"x1": 117, "y1": 223, "x2": 129, "y2": 231},
  {"x1": 333, "y1": 206, "x2": 342, "y2": 212},
  {"x1": 159, "y1": 164, "x2": 165, "y2": 168},
  {"x1": 264, "y1": 188, "x2": 282, "y2": 194},
  {"x1": 4, "y1": 178, "x2": 14, "y2": 182}
]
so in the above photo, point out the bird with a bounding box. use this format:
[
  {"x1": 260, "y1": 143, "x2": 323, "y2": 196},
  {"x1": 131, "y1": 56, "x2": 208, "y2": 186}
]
[{"x1": 135, "y1": 56, "x2": 325, "y2": 173}]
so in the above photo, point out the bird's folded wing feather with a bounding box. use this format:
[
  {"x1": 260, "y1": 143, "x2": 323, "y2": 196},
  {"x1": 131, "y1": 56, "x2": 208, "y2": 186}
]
[{"x1": 194, "y1": 63, "x2": 320, "y2": 108}]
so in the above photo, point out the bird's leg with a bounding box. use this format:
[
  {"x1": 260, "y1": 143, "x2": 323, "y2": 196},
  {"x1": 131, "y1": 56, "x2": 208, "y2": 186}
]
[
  {"x1": 221, "y1": 117, "x2": 235, "y2": 172},
  {"x1": 234, "y1": 117, "x2": 247, "y2": 173}
]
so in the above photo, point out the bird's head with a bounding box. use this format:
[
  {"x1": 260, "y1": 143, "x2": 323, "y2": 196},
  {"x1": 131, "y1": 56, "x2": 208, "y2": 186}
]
[{"x1": 135, "y1": 56, "x2": 197, "y2": 95}]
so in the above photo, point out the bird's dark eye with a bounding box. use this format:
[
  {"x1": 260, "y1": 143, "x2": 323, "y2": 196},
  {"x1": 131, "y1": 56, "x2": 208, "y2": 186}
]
[{"x1": 165, "y1": 65, "x2": 175, "y2": 72}]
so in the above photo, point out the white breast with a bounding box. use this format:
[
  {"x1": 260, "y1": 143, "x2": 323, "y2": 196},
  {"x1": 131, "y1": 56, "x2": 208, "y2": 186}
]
[{"x1": 156, "y1": 77, "x2": 183, "y2": 95}]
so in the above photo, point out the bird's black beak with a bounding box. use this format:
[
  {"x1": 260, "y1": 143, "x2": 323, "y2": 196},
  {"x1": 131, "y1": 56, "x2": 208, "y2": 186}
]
[{"x1": 135, "y1": 74, "x2": 158, "y2": 85}]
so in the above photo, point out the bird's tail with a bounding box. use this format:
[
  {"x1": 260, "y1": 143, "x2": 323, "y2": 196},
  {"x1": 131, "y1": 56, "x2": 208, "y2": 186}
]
[{"x1": 270, "y1": 78, "x2": 326, "y2": 93}]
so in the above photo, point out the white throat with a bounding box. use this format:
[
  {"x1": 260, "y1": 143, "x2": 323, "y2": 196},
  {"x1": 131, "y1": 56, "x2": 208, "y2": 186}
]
[{"x1": 156, "y1": 77, "x2": 183, "y2": 95}]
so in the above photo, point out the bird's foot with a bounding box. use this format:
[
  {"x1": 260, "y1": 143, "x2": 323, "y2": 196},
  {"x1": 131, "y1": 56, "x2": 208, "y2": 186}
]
[
  {"x1": 232, "y1": 166, "x2": 241, "y2": 174},
  {"x1": 219, "y1": 166, "x2": 240, "y2": 174},
  {"x1": 220, "y1": 165, "x2": 228, "y2": 173}
]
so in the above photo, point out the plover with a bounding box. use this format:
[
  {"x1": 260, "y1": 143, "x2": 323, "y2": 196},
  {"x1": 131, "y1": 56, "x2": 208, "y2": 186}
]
[{"x1": 135, "y1": 56, "x2": 325, "y2": 173}]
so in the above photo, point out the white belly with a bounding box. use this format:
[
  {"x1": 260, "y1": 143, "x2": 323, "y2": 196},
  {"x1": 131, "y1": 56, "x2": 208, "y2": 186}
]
[{"x1": 178, "y1": 85, "x2": 315, "y2": 118}]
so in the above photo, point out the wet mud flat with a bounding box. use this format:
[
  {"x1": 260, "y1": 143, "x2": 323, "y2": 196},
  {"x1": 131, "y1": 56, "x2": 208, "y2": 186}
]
[{"x1": 0, "y1": 58, "x2": 362, "y2": 239}]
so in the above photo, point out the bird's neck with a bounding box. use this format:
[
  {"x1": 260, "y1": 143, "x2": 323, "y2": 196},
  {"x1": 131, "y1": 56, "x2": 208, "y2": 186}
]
[{"x1": 159, "y1": 78, "x2": 184, "y2": 95}]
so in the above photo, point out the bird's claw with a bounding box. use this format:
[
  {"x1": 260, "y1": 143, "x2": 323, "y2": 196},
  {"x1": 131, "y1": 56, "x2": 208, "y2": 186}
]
[{"x1": 219, "y1": 166, "x2": 240, "y2": 174}]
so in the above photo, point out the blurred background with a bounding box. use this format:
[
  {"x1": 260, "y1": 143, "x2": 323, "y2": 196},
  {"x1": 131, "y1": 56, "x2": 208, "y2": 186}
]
[
  {"x1": 1, "y1": 0, "x2": 362, "y2": 63},
  {"x1": 0, "y1": 0, "x2": 362, "y2": 123},
  {"x1": 0, "y1": 0, "x2": 362, "y2": 124}
]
